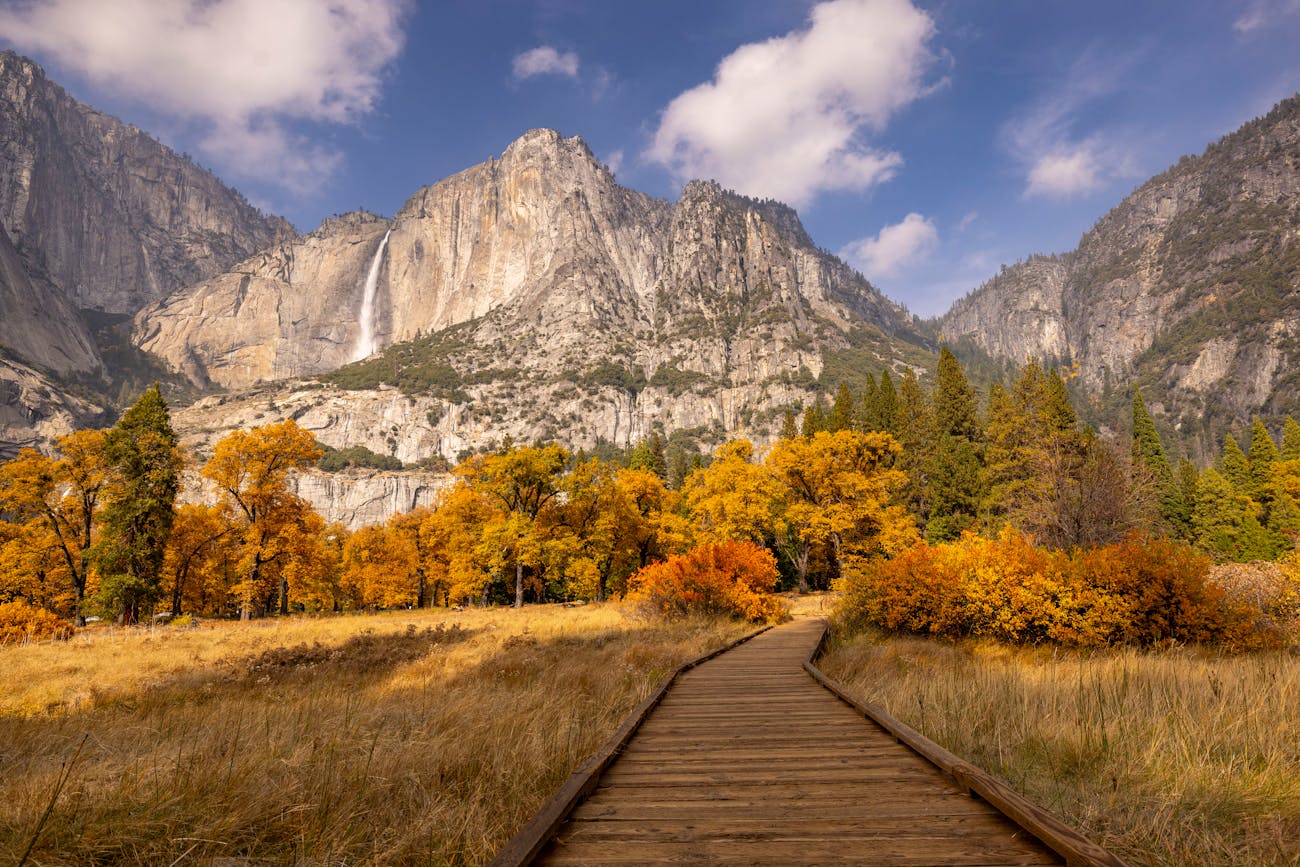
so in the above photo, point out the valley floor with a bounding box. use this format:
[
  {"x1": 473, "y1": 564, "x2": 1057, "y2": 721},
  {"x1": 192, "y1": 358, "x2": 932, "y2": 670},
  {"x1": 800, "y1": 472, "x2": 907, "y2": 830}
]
[
  {"x1": 0, "y1": 604, "x2": 748, "y2": 865},
  {"x1": 820, "y1": 631, "x2": 1300, "y2": 867}
]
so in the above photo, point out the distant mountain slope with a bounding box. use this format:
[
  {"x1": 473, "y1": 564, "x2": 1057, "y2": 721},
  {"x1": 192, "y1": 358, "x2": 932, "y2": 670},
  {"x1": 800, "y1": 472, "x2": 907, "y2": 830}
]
[
  {"x1": 0, "y1": 50, "x2": 294, "y2": 315},
  {"x1": 940, "y1": 94, "x2": 1300, "y2": 454},
  {"x1": 139, "y1": 129, "x2": 933, "y2": 459}
]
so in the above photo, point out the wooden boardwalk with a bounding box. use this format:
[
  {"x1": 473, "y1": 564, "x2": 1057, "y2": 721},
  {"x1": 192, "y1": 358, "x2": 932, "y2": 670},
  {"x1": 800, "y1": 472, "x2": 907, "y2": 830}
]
[{"x1": 532, "y1": 619, "x2": 1067, "y2": 866}]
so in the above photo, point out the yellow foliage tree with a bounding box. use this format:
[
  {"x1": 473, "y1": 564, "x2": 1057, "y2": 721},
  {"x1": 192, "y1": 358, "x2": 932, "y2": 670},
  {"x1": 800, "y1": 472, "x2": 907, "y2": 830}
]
[
  {"x1": 682, "y1": 440, "x2": 781, "y2": 544},
  {"x1": 201, "y1": 420, "x2": 323, "y2": 618},
  {"x1": 767, "y1": 430, "x2": 916, "y2": 591},
  {"x1": 0, "y1": 430, "x2": 109, "y2": 623}
]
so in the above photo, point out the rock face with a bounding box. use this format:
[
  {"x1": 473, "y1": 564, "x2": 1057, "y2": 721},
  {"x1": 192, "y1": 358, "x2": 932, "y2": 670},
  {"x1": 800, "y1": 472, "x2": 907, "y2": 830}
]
[
  {"x1": 141, "y1": 130, "x2": 921, "y2": 393},
  {"x1": 0, "y1": 358, "x2": 106, "y2": 459},
  {"x1": 0, "y1": 50, "x2": 294, "y2": 314},
  {"x1": 135, "y1": 212, "x2": 390, "y2": 387},
  {"x1": 0, "y1": 221, "x2": 99, "y2": 374},
  {"x1": 940, "y1": 94, "x2": 1300, "y2": 452}
]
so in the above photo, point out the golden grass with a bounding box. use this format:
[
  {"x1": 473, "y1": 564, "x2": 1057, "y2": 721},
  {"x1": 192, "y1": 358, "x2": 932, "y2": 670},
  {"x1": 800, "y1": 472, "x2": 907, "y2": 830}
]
[
  {"x1": 820, "y1": 631, "x2": 1300, "y2": 866},
  {"x1": 0, "y1": 603, "x2": 749, "y2": 865}
]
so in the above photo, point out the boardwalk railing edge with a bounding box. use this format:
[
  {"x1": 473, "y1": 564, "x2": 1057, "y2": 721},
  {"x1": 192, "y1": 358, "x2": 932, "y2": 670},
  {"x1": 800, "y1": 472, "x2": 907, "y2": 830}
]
[
  {"x1": 487, "y1": 622, "x2": 775, "y2": 867},
  {"x1": 802, "y1": 620, "x2": 1129, "y2": 867}
]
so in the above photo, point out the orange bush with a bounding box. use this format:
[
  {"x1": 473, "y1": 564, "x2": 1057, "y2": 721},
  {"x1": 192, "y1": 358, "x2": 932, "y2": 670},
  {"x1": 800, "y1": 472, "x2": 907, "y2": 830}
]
[
  {"x1": 626, "y1": 540, "x2": 788, "y2": 623},
  {"x1": 0, "y1": 599, "x2": 76, "y2": 644},
  {"x1": 836, "y1": 530, "x2": 1262, "y2": 648}
]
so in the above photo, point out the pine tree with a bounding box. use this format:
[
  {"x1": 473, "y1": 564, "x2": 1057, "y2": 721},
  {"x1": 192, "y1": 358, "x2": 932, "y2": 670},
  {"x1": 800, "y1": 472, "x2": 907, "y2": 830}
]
[
  {"x1": 1282, "y1": 416, "x2": 1300, "y2": 461},
  {"x1": 1193, "y1": 467, "x2": 1277, "y2": 561},
  {"x1": 828, "y1": 382, "x2": 856, "y2": 433},
  {"x1": 1247, "y1": 418, "x2": 1279, "y2": 505},
  {"x1": 780, "y1": 409, "x2": 799, "y2": 441},
  {"x1": 95, "y1": 385, "x2": 182, "y2": 624},
  {"x1": 859, "y1": 374, "x2": 880, "y2": 432},
  {"x1": 648, "y1": 432, "x2": 668, "y2": 479},
  {"x1": 1131, "y1": 386, "x2": 1185, "y2": 534},
  {"x1": 932, "y1": 348, "x2": 979, "y2": 441},
  {"x1": 801, "y1": 398, "x2": 827, "y2": 438},
  {"x1": 894, "y1": 369, "x2": 933, "y2": 524},
  {"x1": 876, "y1": 370, "x2": 899, "y2": 434},
  {"x1": 981, "y1": 381, "x2": 1027, "y2": 529},
  {"x1": 1220, "y1": 433, "x2": 1251, "y2": 494},
  {"x1": 1042, "y1": 367, "x2": 1078, "y2": 433}
]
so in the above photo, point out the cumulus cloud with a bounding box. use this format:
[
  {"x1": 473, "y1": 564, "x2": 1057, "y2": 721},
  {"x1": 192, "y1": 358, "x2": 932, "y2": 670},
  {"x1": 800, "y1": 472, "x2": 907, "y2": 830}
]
[
  {"x1": 512, "y1": 46, "x2": 579, "y2": 80},
  {"x1": 1003, "y1": 49, "x2": 1137, "y2": 200},
  {"x1": 0, "y1": 0, "x2": 408, "y2": 194},
  {"x1": 647, "y1": 0, "x2": 940, "y2": 208},
  {"x1": 841, "y1": 212, "x2": 938, "y2": 279}
]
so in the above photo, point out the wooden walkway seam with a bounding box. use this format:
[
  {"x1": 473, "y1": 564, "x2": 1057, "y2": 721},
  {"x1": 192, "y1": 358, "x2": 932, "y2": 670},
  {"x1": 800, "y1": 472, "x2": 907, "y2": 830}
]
[{"x1": 489, "y1": 619, "x2": 1127, "y2": 867}]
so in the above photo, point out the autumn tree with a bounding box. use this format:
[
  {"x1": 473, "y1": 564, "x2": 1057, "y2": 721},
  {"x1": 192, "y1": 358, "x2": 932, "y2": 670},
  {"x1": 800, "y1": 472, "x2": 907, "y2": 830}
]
[
  {"x1": 201, "y1": 420, "x2": 323, "y2": 618},
  {"x1": 342, "y1": 523, "x2": 417, "y2": 608},
  {"x1": 766, "y1": 430, "x2": 915, "y2": 591},
  {"x1": 682, "y1": 440, "x2": 781, "y2": 545},
  {"x1": 0, "y1": 430, "x2": 109, "y2": 624},
  {"x1": 459, "y1": 443, "x2": 568, "y2": 607},
  {"x1": 94, "y1": 385, "x2": 183, "y2": 623},
  {"x1": 162, "y1": 503, "x2": 230, "y2": 616}
]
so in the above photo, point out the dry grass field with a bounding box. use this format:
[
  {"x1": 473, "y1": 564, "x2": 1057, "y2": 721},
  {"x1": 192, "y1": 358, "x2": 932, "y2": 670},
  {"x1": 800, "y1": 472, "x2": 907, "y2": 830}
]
[
  {"x1": 820, "y1": 631, "x2": 1300, "y2": 867},
  {"x1": 0, "y1": 603, "x2": 749, "y2": 865}
]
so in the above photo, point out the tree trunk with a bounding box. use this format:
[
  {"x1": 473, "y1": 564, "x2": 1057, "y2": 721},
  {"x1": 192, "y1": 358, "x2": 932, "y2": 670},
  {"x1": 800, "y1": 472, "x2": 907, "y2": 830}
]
[
  {"x1": 514, "y1": 560, "x2": 525, "y2": 608},
  {"x1": 278, "y1": 575, "x2": 289, "y2": 615},
  {"x1": 796, "y1": 544, "x2": 810, "y2": 594}
]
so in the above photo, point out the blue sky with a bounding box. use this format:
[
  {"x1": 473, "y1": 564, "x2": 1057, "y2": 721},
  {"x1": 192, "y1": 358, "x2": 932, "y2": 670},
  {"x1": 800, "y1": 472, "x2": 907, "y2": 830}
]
[{"x1": 2, "y1": 0, "x2": 1299, "y2": 316}]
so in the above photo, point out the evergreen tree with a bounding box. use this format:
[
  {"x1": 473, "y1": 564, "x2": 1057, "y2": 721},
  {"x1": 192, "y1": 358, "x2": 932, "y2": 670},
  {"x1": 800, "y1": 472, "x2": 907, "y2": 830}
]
[
  {"x1": 1247, "y1": 418, "x2": 1279, "y2": 505},
  {"x1": 1193, "y1": 467, "x2": 1277, "y2": 561},
  {"x1": 801, "y1": 398, "x2": 827, "y2": 438},
  {"x1": 1043, "y1": 367, "x2": 1078, "y2": 433},
  {"x1": 1267, "y1": 490, "x2": 1300, "y2": 550},
  {"x1": 981, "y1": 382, "x2": 1027, "y2": 530},
  {"x1": 894, "y1": 369, "x2": 933, "y2": 524},
  {"x1": 1131, "y1": 386, "x2": 1186, "y2": 534},
  {"x1": 1281, "y1": 416, "x2": 1300, "y2": 461},
  {"x1": 827, "y1": 382, "x2": 856, "y2": 433},
  {"x1": 925, "y1": 434, "x2": 982, "y2": 541},
  {"x1": 1220, "y1": 433, "x2": 1251, "y2": 493},
  {"x1": 648, "y1": 432, "x2": 668, "y2": 479},
  {"x1": 779, "y1": 409, "x2": 799, "y2": 441},
  {"x1": 859, "y1": 374, "x2": 880, "y2": 431},
  {"x1": 1176, "y1": 458, "x2": 1199, "y2": 540},
  {"x1": 876, "y1": 369, "x2": 899, "y2": 434},
  {"x1": 932, "y1": 348, "x2": 979, "y2": 441},
  {"x1": 95, "y1": 385, "x2": 182, "y2": 624}
]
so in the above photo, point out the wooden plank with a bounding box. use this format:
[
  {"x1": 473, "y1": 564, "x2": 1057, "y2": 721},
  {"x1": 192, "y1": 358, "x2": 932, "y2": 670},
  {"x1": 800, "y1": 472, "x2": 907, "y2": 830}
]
[
  {"x1": 485, "y1": 624, "x2": 773, "y2": 867},
  {"x1": 540, "y1": 839, "x2": 1057, "y2": 866}
]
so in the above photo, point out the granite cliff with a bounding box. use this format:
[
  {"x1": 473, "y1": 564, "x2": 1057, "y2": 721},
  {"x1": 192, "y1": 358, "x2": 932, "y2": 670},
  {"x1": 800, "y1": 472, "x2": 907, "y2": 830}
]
[
  {"x1": 941, "y1": 94, "x2": 1300, "y2": 454},
  {"x1": 140, "y1": 129, "x2": 933, "y2": 460},
  {"x1": 0, "y1": 51, "x2": 294, "y2": 315}
]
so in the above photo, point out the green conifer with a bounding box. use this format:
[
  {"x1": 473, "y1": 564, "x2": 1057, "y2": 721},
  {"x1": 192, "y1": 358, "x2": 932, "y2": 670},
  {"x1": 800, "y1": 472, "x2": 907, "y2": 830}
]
[
  {"x1": 828, "y1": 382, "x2": 856, "y2": 432},
  {"x1": 1281, "y1": 416, "x2": 1300, "y2": 461},
  {"x1": 859, "y1": 374, "x2": 880, "y2": 431},
  {"x1": 1131, "y1": 386, "x2": 1186, "y2": 533},
  {"x1": 1220, "y1": 433, "x2": 1252, "y2": 494},
  {"x1": 780, "y1": 408, "x2": 799, "y2": 441},
  {"x1": 876, "y1": 369, "x2": 899, "y2": 434},
  {"x1": 1247, "y1": 418, "x2": 1280, "y2": 504},
  {"x1": 932, "y1": 348, "x2": 979, "y2": 441},
  {"x1": 801, "y1": 398, "x2": 826, "y2": 438}
]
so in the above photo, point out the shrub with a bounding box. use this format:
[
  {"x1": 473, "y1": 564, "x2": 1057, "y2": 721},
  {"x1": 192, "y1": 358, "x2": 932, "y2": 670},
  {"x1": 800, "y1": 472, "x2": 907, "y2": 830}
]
[
  {"x1": 0, "y1": 600, "x2": 75, "y2": 644},
  {"x1": 836, "y1": 530, "x2": 1266, "y2": 648},
  {"x1": 627, "y1": 541, "x2": 789, "y2": 623}
]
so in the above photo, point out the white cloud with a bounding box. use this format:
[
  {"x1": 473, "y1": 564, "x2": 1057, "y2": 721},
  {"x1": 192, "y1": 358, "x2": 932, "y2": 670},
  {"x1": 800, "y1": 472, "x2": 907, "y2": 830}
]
[
  {"x1": 957, "y1": 211, "x2": 978, "y2": 232},
  {"x1": 0, "y1": 0, "x2": 408, "y2": 194},
  {"x1": 1003, "y1": 48, "x2": 1137, "y2": 200},
  {"x1": 1025, "y1": 146, "x2": 1103, "y2": 198},
  {"x1": 512, "y1": 46, "x2": 579, "y2": 80},
  {"x1": 646, "y1": 0, "x2": 939, "y2": 209},
  {"x1": 603, "y1": 149, "x2": 625, "y2": 176},
  {"x1": 840, "y1": 212, "x2": 938, "y2": 279},
  {"x1": 1235, "y1": 0, "x2": 1300, "y2": 33}
]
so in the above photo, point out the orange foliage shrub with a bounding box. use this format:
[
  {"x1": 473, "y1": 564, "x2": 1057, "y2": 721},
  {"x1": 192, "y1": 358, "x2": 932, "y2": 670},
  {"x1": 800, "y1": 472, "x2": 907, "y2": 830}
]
[
  {"x1": 0, "y1": 599, "x2": 76, "y2": 644},
  {"x1": 837, "y1": 530, "x2": 1270, "y2": 648},
  {"x1": 627, "y1": 540, "x2": 788, "y2": 623}
]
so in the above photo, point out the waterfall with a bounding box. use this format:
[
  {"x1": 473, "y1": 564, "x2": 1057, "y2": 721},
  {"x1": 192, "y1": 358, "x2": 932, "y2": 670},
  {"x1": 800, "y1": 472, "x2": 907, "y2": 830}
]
[{"x1": 351, "y1": 228, "x2": 391, "y2": 361}]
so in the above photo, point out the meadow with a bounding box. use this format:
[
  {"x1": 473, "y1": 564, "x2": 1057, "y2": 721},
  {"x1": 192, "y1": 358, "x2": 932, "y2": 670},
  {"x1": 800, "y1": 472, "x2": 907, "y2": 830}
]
[
  {"x1": 820, "y1": 631, "x2": 1300, "y2": 867},
  {"x1": 0, "y1": 604, "x2": 749, "y2": 865}
]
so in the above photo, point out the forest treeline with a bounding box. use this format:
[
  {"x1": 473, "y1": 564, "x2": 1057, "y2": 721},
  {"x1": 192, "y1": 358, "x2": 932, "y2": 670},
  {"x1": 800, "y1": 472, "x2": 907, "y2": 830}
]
[{"x1": 2, "y1": 349, "x2": 1300, "y2": 642}]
